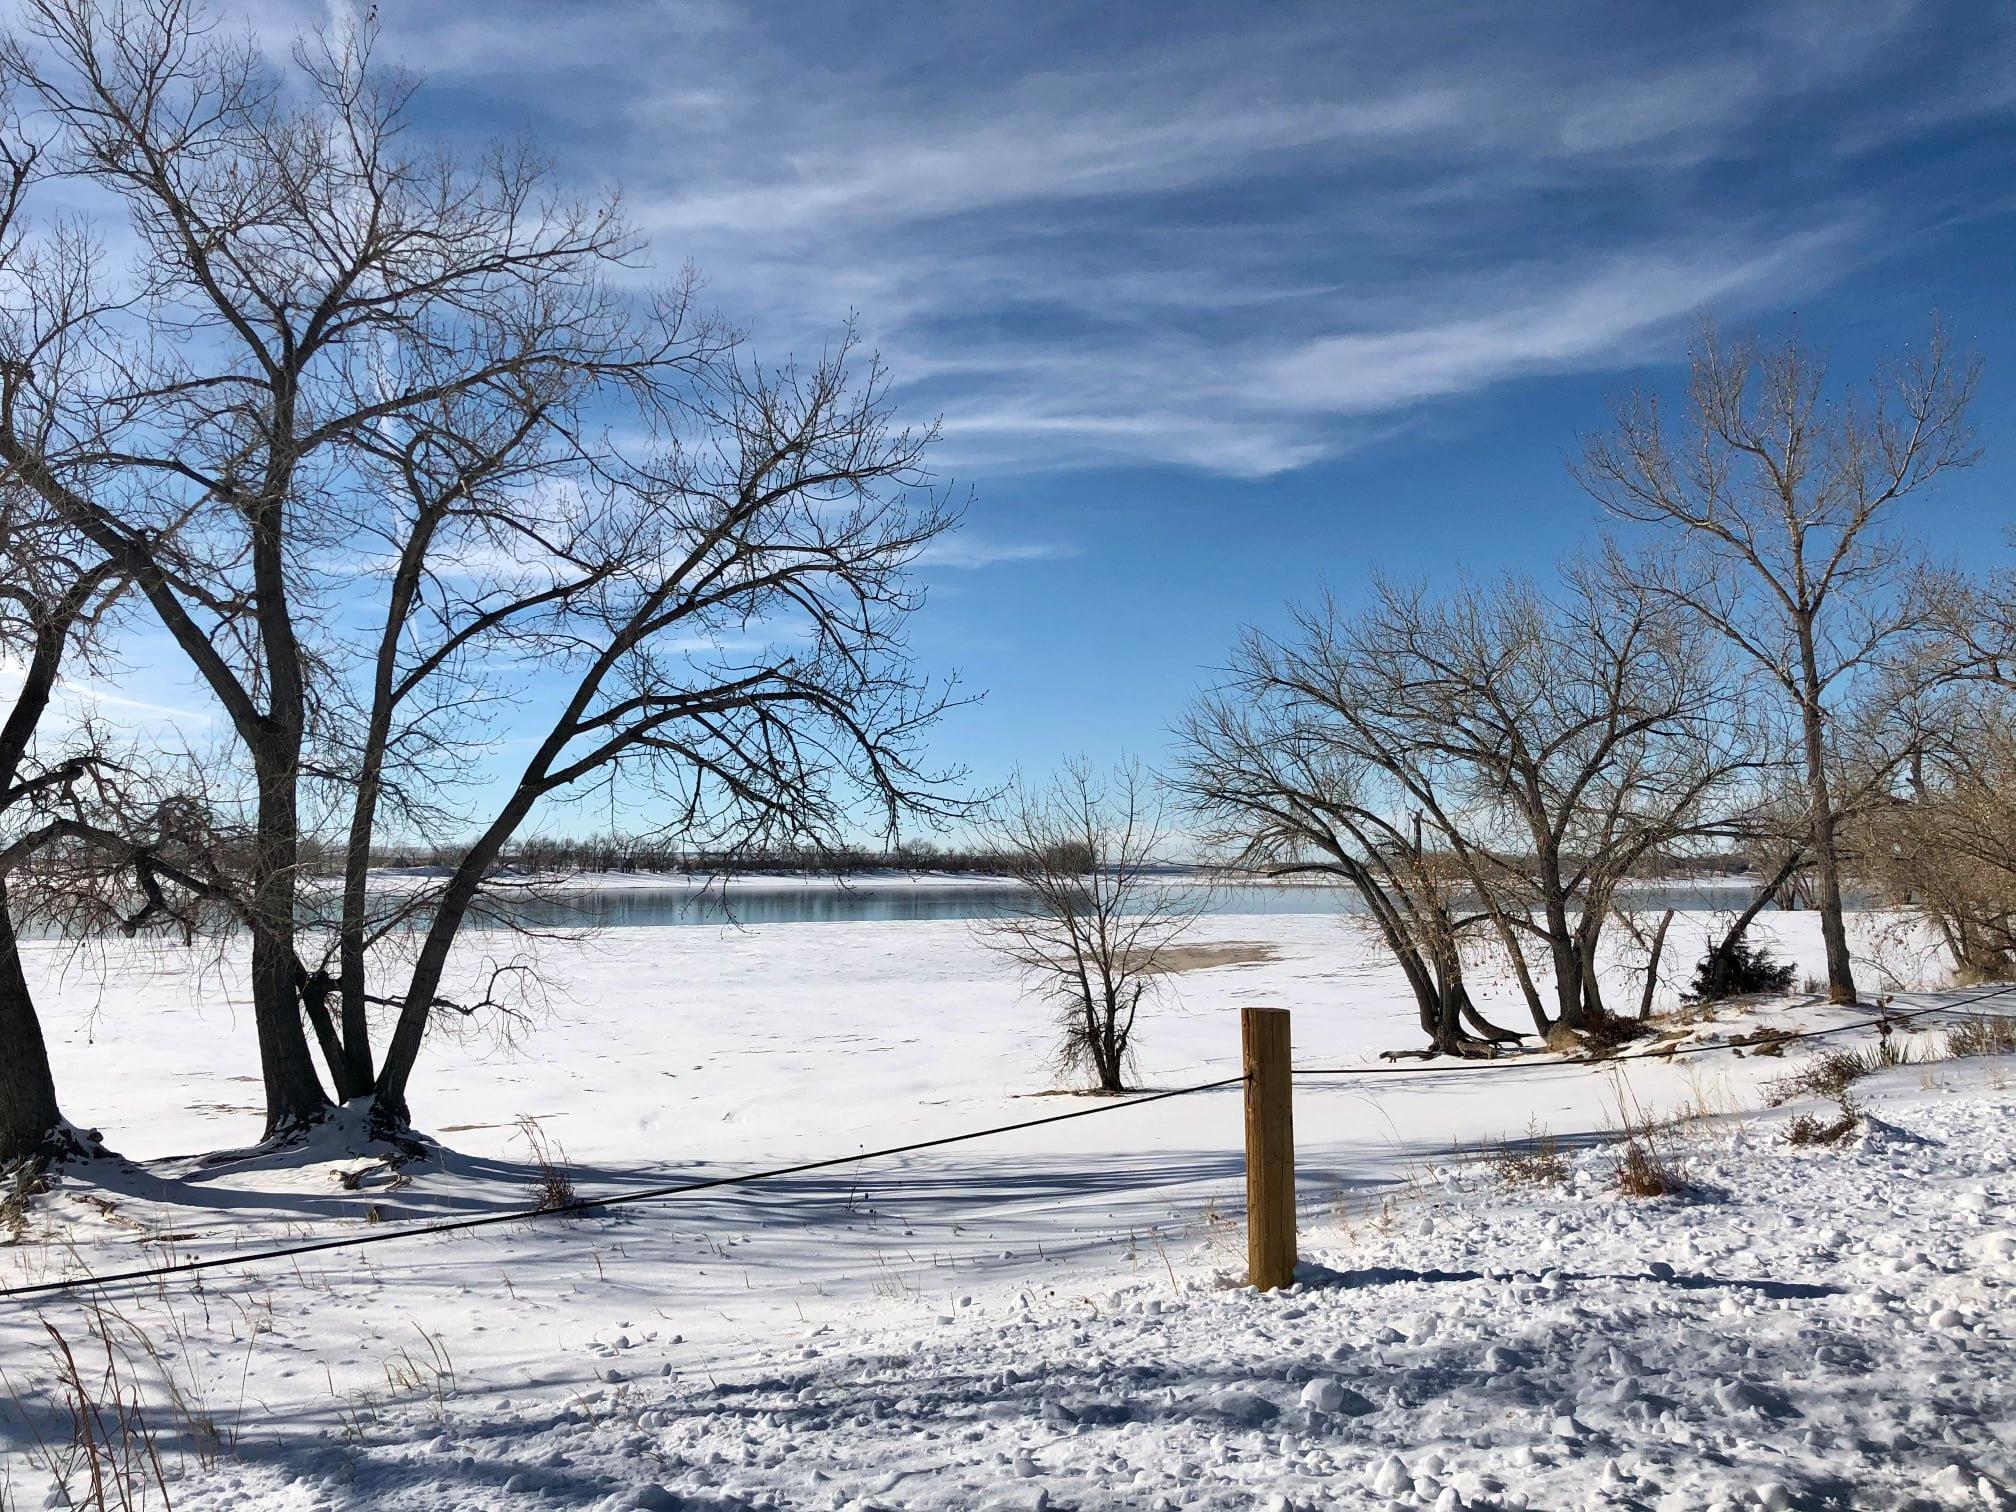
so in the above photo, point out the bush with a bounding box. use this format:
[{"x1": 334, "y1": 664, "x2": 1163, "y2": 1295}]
[
  {"x1": 1489, "y1": 1120, "x2": 1568, "y2": 1188},
  {"x1": 1684, "y1": 934, "x2": 1797, "y2": 1003},
  {"x1": 1612, "y1": 1135, "x2": 1689, "y2": 1198},
  {"x1": 1947, "y1": 1014, "x2": 2016, "y2": 1059},
  {"x1": 1785, "y1": 1100, "x2": 1859, "y2": 1146},
  {"x1": 1764, "y1": 1039, "x2": 1914, "y2": 1105}
]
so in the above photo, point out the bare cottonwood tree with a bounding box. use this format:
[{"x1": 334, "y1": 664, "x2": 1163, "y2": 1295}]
[
  {"x1": 0, "y1": 477, "x2": 235, "y2": 1166},
  {"x1": 1854, "y1": 680, "x2": 2016, "y2": 981},
  {"x1": 0, "y1": 484, "x2": 122, "y2": 1167},
  {"x1": 978, "y1": 761, "x2": 1202, "y2": 1093},
  {"x1": 1176, "y1": 680, "x2": 1519, "y2": 1057},
  {"x1": 1579, "y1": 324, "x2": 1979, "y2": 1003},
  {"x1": 0, "y1": 119, "x2": 229, "y2": 1166},
  {"x1": 0, "y1": 1, "x2": 967, "y2": 1141},
  {"x1": 1190, "y1": 566, "x2": 1747, "y2": 1038}
]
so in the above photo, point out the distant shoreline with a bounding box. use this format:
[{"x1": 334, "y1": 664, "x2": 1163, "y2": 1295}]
[{"x1": 356, "y1": 865, "x2": 1769, "y2": 895}]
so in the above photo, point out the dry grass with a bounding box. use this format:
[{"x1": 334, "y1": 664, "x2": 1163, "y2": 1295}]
[
  {"x1": 0, "y1": 1307, "x2": 212, "y2": 1511},
  {"x1": 383, "y1": 1324, "x2": 458, "y2": 1419},
  {"x1": 1785, "y1": 1106, "x2": 1860, "y2": 1146},
  {"x1": 1947, "y1": 1013, "x2": 2016, "y2": 1059},
  {"x1": 1764, "y1": 1039, "x2": 1915, "y2": 1106},
  {"x1": 1612, "y1": 1136, "x2": 1689, "y2": 1197},
  {"x1": 1488, "y1": 1120, "x2": 1569, "y2": 1189},
  {"x1": 1604, "y1": 1073, "x2": 1693, "y2": 1198},
  {"x1": 515, "y1": 1116, "x2": 577, "y2": 1214}
]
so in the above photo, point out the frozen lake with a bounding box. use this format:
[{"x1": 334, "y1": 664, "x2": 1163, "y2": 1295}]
[{"x1": 450, "y1": 878, "x2": 1772, "y2": 930}]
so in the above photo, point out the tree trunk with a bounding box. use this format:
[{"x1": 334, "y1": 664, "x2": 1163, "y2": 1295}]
[
  {"x1": 1545, "y1": 894, "x2": 1589, "y2": 1029},
  {"x1": 244, "y1": 467, "x2": 336, "y2": 1135},
  {"x1": 1332, "y1": 861, "x2": 1465, "y2": 1051},
  {"x1": 334, "y1": 513, "x2": 445, "y2": 1100},
  {"x1": 0, "y1": 609, "x2": 91, "y2": 1168},
  {"x1": 1795, "y1": 619, "x2": 1858, "y2": 1004},
  {"x1": 248, "y1": 748, "x2": 331, "y2": 1137},
  {"x1": 373, "y1": 793, "x2": 540, "y2": 1127},
  {"x1": 1579, "y1": 942, "x2": 1606, "y2": 1021},
  {"x1": 1638, "y1": 909, "x2": 1674, "y2": 1019},
  {"x1": 0, "y1": 882, "x2": 69, "y2": 1169},
  {"x1": 1095, "y1": 986, "x2": 1126, "y2": 1091}
]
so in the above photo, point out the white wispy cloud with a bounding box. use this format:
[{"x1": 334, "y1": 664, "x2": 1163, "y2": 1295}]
[
  {"x1": 96, "y1": 0, "x2": 2016, "y2": 481},
  {"x1": 1252, "y1": 229, "x2": 1854, "y2": 416},
  {"x1": 916, "y1": 535, "x2": 1079, "y2": 570},
  {"x1": 0, "y1": 655, "x2": 214, "y2": 732}
]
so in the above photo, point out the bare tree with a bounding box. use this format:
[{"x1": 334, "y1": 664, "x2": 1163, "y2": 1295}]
[
  {"x1": 357, "y1": 334, "x2": 967, "y2": 1131},
  {"x1": 0, "y1": 492, "x2": 121, "y2": 1167},
  {"x1": 0, "y1": 480, "x2": 235, "y2": 1167},
  {"x1": 0, "y1": 112, "x2": 224, "y2": 1165},
  {"x1": 977, "y1": 761, "x2": 1202, "y2": 1093},
  {"x1": 1854, "y1": 680, "x2": 2016, "y2": 981},
  {"x1": 1189, "y1": 565, "x2": 1748, "y2": 1039},
  {"x1": 1176, "y1": 682, "x2": 1519, "y2": 1057},
  {"x1": 0, "y1": 1, "x2": 968, "y2": 1142},
  {"x1": 1579, "y1": 323, "x2": 1979, "y2": 1003}
]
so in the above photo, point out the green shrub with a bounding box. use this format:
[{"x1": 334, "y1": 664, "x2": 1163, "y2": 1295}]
[{"x1": 1685, "y1": 934, "x2": 1796, "y2": 1003}]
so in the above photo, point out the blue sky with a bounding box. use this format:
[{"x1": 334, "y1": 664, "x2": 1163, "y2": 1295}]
[{"x1": 36, "y1": 0, "x2": 2016, "y2": 836}]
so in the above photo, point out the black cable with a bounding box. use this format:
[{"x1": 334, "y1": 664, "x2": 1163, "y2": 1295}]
[{"x1": 0, "y1": 1073, "x2": 1248, "y2": 1303}]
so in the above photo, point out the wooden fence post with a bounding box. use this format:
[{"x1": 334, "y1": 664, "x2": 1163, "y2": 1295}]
[{"x1": 1242, "y1": 1006, "x2": 1295, "y2": 1291}]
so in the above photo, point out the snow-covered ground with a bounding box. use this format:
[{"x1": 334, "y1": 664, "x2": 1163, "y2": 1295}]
[{"x1": 3, "y1": 906, "x2": 2010, "y2": 1509}]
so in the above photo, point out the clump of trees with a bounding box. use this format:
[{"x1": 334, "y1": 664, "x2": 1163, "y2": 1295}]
[
  {"x1": 976, "y1": 761, "x2": 1203, "y2": 1092},
  {"x1": 0, "y1": 0, "x2": 968, "y2": 1166},
  {"x1": 1858, "y1": 688, "x2": 2016, "y2": 982},
  {"x1": 1181, "y1": 561, "x2": 1751, "y2": 1047},
  {"x1": 1187, "y1": 321, "x2": 1996, "y2": 1051}
]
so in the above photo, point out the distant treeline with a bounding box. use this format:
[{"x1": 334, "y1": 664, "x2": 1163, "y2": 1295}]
[
  {"x1": 355, "y1": 836, "x2": 1757, "y2": 881},
  {"x1": 364, "y1": 837, "x2": 1037, "y2": 876}
]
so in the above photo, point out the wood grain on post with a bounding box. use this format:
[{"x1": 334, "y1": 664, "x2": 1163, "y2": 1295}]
[{"x1": 1241, "y1": 1006, "x2": 1295, "y2": 1291}]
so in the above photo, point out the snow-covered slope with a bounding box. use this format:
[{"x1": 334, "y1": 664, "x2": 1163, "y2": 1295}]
[
  {"x1": 149, "y1": 1068, "x2": 2016, "y2": 1511},
  {"x1": 3, "y1": 908, "x2": 2009, "y2": 1509}
]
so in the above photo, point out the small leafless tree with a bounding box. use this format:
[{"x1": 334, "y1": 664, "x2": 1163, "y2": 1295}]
[
  {"x1": 1578, "y1": 323, "x2": 1979, "y2": 1004},
  {"x1": 977, "y1": 761, "x2": 1203, "y2": 1093}
]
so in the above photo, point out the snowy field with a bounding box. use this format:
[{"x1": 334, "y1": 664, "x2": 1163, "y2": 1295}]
[{"x1": 2, "y1": 905, "x2": 2012, "y2": 1509}]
